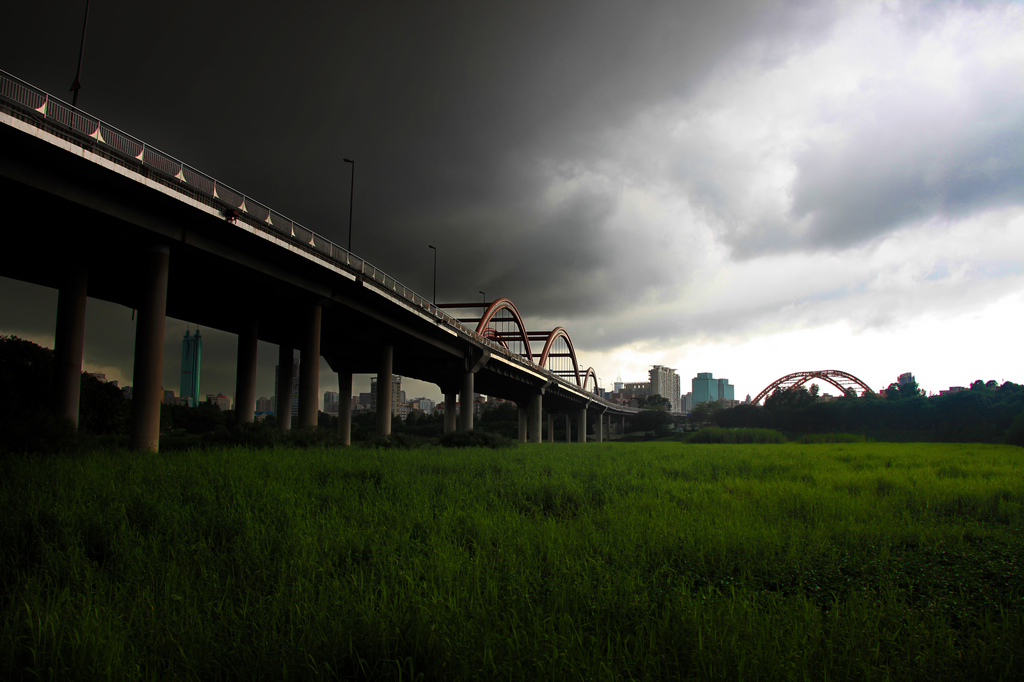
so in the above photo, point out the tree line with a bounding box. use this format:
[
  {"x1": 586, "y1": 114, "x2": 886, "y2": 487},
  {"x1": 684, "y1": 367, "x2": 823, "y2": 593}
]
[{"x1": 711, "y1": 377, "x2": 1024, "y2": 445}]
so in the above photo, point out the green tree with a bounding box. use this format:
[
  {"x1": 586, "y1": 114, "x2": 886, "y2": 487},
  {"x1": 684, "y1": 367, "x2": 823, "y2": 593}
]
[{"x1": 638, "y1": 394, "x2": 671, "y2": 411}]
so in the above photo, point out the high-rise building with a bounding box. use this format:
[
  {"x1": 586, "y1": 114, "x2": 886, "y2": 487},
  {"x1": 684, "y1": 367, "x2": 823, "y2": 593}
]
[
  {"x1": 180, "y1": 329, "x2": 202, "y2": 407},
  {"x1": 718, "y1": 378, "x2": 734, "y2": 402},
  {"x1": 369, "y1": 375, "x2": 403, "y2": 416},
  {"x1": 692, "y1": 372, "x2": 734, "y2": 405},
  {"x1": 324, "y1": 391, "x2": 340, "y2": 415},
  {"x1": 622, "y1": 381, "x2": 651, "y2": 401},
  {"x1": 649, "y1": 365, "x2": 682, "y2": 412}
]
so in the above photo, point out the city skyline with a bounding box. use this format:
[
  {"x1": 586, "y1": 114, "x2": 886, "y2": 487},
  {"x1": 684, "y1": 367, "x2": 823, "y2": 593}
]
[{"x1": 1, "y1": 1, "x2": 1021, "y2": 404}]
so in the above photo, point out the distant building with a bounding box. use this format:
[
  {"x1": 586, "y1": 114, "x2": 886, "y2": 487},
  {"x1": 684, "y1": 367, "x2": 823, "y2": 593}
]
[
  {"x1": 898, "y1": 372, "x2": 916, "y2": 386},
  {"x1": 85, "y1": 372, "x2": 106, "y2": 383},
  {"x1": 369, "y1": 375, "x2": 403, "y2": 416},
  {"x1": 255, "y1": 396, "x2": 274, "y2": 413},
  {"x1": 692, "y1": 372, "x2": 734, "y2": 405},
  {"x1": 180, "y1": 329, "x2": 202, "y2": 407},
  {"x1": 324, "y1": 391, "x2": 340, "y2": 415},
  {"x1": 622, "y1": 381, "x2": 650, "y2": 403},
  {"x1": 357, "y1": 392, "x2": 374, "y2": 410},
  {"x1": 649, "y1": 365, "x2": 682, "y2": 412},
  {"x1": 207, "y1": 393, "x2": 231, "y2": 411},
  {"x1": 410, "y1": 397, "x2": 435, "y2": 413},
  {"x1": 163, "y1": 389, "x2": 176, "y2": 404}
]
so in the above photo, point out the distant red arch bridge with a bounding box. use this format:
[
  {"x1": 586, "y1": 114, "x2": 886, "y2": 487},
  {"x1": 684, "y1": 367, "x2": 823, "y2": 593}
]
[{"x1": 752, "y1": 370, "x2": 874, "y2": 405}]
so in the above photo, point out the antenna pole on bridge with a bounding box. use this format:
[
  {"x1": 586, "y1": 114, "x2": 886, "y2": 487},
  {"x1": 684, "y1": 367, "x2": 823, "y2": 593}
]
[
  {"x1": 70, "y1": 0, "x2": 90, "y2": 106},
  {"x1": 343, "y1": 158, "x2": 355, "y2": 253}
]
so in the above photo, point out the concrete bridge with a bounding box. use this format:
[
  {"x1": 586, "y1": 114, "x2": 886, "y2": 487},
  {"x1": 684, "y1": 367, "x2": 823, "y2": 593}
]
[{"x1": 0, "y1": 70, "x2": 636, "y2": 451}]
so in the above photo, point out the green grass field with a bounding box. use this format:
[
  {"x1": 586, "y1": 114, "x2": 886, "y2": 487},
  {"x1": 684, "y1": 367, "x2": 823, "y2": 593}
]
[{"x1": 2, "y1": 442, "x2": 1022, "y2": 681}]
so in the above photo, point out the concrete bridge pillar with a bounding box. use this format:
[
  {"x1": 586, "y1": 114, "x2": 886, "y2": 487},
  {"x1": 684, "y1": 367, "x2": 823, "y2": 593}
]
[
  {"x1": 577, "y1": 407, "x2": 587, "y2": 444},
  {"x1": 129, "y1": 245, "x2": 169, "y2": 452},
  {"x1": 595, "y1": 411, "x2": 604, "y2": 443},
  {"x1": 459, "y1": 370, "x2": 474, "y2": 432},
  {"x1": 444, "y1": 392, "x2": 457, "y2": 433},
  {"x1": 548, "y1": 413, "x2": 554, "y2": 443},
  {"x1": 234, "y1": 318, "x2": 258, "y2": 424},
  {"x1": 376, "y1": 344, "x2": 393, "y2": 438},
  {"x1": 517, "y1": 404, "x2": 528, "y2": 443},
  {"x1": 338, "y1": 371, "x2": 352, "y2": 445},
  {"x1": 564, "y1": 414, "x2": 572, "y2": 442},
  {"x1": 528, "y1": 393, "x2": 543, "y2": 443},
  {"x1": 277, "y1": 346, "x2": 294, "y2": 432},
  {"x1": 53, "y1": 262, "x2": 88, "y2": 428},
  {"x1": 298, "y1": 305, "x2": 321, "y2": 429}
]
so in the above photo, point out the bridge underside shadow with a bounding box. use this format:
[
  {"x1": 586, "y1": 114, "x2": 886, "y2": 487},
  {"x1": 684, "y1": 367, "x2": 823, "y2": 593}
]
[{"x1": 1, "y1": 118, "x2": 621, "y2": 448}]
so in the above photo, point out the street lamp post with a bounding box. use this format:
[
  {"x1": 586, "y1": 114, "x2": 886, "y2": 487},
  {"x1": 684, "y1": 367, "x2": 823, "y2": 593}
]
[
  {"x1": 343, "y1": 158, "x2": 354, "y2": 253},
  {"x1": 479, "y1": 290, "x2": 486, "y2": 306},
  {"x1": 428, "y1": 245, "x2": 437, "y2": 304},
  {"x1": 70, "y1": 0, "x2": 91, "y2": 106}
]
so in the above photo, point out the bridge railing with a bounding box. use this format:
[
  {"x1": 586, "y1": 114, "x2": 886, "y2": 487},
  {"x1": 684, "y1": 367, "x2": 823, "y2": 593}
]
[{"x1": 0, "y1": 69, "x2": 617, "y2": 405}]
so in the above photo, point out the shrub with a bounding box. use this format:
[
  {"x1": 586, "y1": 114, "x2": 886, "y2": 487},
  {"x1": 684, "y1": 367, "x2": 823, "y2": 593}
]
[
  {"x1": 438, "y1": 430, "x2": 516, "y2": 449},
  {"x1": 796, "y1": 432, "x2": 867, "y2": 444},
  {"x1": 686, "y1": 427, "x2": 786, "y2": 444},
  {"x1": 368, "y1": 433, "x2": 413, "y2": 449},
  {"x1": 1005, "y1": 411, "x2": 1024, "y2": 447}
]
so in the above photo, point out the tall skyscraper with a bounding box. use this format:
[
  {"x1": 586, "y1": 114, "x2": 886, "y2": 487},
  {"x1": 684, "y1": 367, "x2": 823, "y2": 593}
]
[
  {"x1": 323, "y1": 391, "x2": 340, "y2": 415},
  {"x1": 180, "y1": 329, "x2": 202, "y2": 407},
  {"x1": 649, "y1": 365, "x2": 681, "y2": 412},
  {"x1": 692, "y1": 372, "x2": 734, "y2": 405},
  {"x1": 370, "y1": 375, "x2": 403, "y2": 416}
]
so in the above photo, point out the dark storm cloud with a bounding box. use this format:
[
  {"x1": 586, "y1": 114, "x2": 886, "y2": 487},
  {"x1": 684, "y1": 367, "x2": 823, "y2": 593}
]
[{"x1": 2, "y1": 0, "x2": 824, "y2": 310}]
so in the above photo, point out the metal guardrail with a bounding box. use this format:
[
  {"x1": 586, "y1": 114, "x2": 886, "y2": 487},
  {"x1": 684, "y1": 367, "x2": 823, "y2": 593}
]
[{"x1": 0, "y1": 69, "x2": 621, "y2": 406}]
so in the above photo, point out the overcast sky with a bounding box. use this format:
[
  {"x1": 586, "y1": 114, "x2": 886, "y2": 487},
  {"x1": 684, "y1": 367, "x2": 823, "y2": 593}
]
[{"x1": 2, "y1": 0, "x2": 1022, "y2": 406}]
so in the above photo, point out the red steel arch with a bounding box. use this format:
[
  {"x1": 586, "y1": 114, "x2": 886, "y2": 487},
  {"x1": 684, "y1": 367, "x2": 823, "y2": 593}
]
[
  {"x1": 439, "y1": 298, "x2": 601, "y2": 391},
  {"x1": 753, "y1": 370, "x2": 874, "y2": 405},
  {"x1": 475, "y1": 298, "x2": 533, "y2": 363},
  {"x1": 537, "y1": 327, "x2": 581, "y2": 384},
  {"x1": 480, "y1": 326, "x2": 510, "y2": 352}
]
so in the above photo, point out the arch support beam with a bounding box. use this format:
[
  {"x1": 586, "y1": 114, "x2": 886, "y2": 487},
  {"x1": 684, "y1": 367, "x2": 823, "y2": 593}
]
[
  {"x1": 444, "y1": 392, "x2": 457, "y2": 433},
  {"x1": 297, "y1": 305, "x2": 321, "y2": 429},
  {"x1": 53, "y1": 262, "x2": 88, "y2": 428},
  {"x1": 277, "y1": 346, "x2": 293, "y2": 432},
  {"x1": 528, "y1": 393, "x2": 543, "y2": 443},
  {"x1": 377, "y1": 344, "x2": 394, "y2": 437},
  {"x1": 459, "y1": 370, "x2": 474, "y2": 432},
  {"x1": 338, "y1": 370, "x2": 352, "y2": 445},
  {"x1": 234, "y1": 318, "x2": 258, "y2": 425},
  {"x1": 129, "y1": 245, "x2": 169, "y2": 452}
]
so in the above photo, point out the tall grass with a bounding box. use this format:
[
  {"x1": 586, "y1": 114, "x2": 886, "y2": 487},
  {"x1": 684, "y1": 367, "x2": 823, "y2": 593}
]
[{"x1": 1, "y1": 442, "x2": 1022, "y2": 680}]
